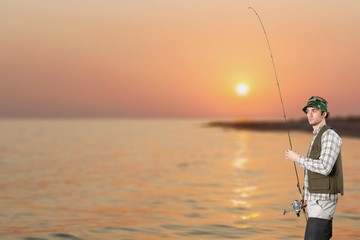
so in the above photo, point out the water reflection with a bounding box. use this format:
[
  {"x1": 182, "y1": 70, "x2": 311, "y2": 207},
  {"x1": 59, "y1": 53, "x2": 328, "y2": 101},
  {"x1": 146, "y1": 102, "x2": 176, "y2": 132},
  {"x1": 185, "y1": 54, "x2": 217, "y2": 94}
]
[
  {"x1": 233, "y1": 157, "x2": 247, "y2": 169},
  {"x1": 231, "y1": 132, "x2": 261, "y2": 229},
  {"x1": 0, "y1": 120, "x2": 359, "y2": 239}
]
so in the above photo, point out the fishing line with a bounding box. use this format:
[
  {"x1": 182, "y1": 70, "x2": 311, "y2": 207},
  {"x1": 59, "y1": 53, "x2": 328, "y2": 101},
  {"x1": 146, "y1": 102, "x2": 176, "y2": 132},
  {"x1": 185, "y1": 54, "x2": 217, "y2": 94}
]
[{"x1": 248, "y1": 7, "x2": 306, "y2": 218}]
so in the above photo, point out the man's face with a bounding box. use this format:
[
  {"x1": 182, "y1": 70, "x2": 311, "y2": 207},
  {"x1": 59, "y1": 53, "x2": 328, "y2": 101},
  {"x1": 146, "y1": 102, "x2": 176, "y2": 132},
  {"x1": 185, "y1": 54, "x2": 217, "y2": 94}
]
[{"x1": 306, "y1": 107, "x2": 325, "y2": 126}]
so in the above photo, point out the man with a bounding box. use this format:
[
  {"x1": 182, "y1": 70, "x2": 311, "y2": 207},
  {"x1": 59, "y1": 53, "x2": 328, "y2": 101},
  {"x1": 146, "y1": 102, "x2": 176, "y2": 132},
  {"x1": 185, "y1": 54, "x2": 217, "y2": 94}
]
[{"x1": 285, "y1": 96, "x2": 344, "y2": 240}]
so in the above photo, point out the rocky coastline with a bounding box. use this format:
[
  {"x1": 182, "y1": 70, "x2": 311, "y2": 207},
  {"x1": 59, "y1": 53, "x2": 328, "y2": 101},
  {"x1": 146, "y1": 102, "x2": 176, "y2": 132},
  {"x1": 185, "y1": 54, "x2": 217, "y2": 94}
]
[{"x1": 206, "y1": 116, "x2": 360, "y2": 138}]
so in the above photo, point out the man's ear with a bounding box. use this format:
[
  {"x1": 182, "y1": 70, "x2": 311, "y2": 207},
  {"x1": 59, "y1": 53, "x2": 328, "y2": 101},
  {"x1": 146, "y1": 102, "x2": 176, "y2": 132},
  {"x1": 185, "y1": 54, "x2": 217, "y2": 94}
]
[{"x1": 323, "y1": 111, "x2": 328, "y2": 118}]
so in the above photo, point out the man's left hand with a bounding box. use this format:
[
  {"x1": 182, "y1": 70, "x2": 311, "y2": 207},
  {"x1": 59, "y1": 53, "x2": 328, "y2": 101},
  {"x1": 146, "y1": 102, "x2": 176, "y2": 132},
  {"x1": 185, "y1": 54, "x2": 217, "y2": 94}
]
[{"x1": 285, "y1": 149, "x2": 300, "y2": 162}]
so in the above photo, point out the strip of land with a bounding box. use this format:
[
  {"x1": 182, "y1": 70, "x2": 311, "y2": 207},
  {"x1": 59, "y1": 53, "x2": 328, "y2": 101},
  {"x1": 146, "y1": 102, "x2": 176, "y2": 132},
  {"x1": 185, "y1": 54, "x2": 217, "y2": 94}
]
[{"x1": 206, "y1": 116, "x2": 360, "y2": 138}]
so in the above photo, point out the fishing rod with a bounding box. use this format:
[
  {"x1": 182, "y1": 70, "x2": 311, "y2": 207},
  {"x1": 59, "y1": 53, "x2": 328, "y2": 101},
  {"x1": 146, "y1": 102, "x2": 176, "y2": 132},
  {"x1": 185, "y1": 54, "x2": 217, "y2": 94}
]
[{"x1": 248, "y1": 7, "x2": 306, "y2": 219}]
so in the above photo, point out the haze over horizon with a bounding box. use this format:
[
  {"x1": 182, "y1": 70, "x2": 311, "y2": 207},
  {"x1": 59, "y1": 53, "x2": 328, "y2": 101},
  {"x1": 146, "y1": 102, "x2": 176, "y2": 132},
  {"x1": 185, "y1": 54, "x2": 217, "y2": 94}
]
[{"x1": 1, "y1": 1, "x2": 359, "y2": 119}]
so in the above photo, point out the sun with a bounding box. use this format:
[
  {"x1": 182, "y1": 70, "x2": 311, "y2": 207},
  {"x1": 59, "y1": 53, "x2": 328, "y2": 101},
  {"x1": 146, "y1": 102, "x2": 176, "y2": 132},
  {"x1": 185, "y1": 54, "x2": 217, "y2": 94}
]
[{"x1": 235, "y1": 83, "x2": 249, "y2": 96}]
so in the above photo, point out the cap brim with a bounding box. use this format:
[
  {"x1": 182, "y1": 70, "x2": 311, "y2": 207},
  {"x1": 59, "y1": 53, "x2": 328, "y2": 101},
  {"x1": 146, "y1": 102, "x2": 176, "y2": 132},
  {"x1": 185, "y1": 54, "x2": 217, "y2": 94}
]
[
  {"x1": 302, "y1": 103, "x2": 330, "y2": 118},
  {"x1": 302, "y1": 103, "x2": 318, "y2": 113}
]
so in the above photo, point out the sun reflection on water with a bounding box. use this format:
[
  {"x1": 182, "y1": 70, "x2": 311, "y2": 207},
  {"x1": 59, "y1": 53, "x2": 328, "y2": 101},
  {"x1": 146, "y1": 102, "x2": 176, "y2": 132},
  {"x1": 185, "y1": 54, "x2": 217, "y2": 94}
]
[{"x1": 230, "y1": 131, "x2": 261, "y2": 227}]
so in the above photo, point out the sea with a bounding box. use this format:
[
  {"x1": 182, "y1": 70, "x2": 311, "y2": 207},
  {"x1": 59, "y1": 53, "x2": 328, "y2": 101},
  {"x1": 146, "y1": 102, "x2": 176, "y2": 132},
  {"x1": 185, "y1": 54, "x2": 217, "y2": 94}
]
[{"x1": 0, "y1": 119, "x2": 359, "y2": 240}]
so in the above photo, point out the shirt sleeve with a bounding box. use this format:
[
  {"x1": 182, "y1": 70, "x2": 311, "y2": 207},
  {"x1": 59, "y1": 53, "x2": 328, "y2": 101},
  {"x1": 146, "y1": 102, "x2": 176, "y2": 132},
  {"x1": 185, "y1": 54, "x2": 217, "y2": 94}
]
[{"x1": 298, "y1": 129, "x2": 342, "y2": 175}]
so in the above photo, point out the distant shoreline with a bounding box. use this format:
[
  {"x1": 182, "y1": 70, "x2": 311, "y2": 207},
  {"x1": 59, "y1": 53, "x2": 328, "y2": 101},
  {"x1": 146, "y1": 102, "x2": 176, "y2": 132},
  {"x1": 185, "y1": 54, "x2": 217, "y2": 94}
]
[{"x1": 206, "y1": 116, "x2": 360, "y2": 138}]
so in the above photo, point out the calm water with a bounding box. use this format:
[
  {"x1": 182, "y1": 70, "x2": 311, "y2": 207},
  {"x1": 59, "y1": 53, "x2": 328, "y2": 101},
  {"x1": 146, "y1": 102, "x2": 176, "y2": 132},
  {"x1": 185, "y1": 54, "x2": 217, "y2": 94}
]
[{"x1": 0, "y1": 119, "x2": 359, "y2": 240}]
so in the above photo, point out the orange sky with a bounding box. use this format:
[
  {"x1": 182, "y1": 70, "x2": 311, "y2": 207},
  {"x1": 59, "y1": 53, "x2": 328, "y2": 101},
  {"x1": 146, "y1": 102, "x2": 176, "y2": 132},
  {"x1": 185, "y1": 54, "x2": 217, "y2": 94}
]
[{"x1": 0, "y1": 1, "x2": 359, "y2": 118}]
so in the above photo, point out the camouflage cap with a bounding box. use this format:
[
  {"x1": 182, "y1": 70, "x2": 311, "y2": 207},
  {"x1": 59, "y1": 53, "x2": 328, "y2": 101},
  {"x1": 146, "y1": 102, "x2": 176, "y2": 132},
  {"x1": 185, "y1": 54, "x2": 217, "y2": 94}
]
[{"x1": 302, "y1": 96, "x2": 330, "y2": 118}]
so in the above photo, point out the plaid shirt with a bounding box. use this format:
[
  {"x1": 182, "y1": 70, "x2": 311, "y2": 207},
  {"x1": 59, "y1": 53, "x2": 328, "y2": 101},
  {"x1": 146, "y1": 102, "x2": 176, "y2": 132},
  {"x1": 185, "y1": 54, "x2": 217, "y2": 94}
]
[{"x1": 298, "y1": 125, "x2": 342, "y2": 202}]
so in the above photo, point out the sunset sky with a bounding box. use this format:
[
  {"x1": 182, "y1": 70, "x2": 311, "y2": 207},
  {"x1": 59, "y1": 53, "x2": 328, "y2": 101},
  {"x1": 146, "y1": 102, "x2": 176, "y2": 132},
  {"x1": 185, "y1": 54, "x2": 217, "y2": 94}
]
[{"x1": 1, "y1": 1, "x2": 359, "y2": 118}]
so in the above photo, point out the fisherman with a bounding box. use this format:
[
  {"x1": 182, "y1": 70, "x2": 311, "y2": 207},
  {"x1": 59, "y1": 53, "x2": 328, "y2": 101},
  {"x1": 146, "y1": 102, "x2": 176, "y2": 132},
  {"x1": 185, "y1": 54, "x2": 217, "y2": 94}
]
[{"x1": 285, "y1": 96, "x2": 344, "y2": 240}]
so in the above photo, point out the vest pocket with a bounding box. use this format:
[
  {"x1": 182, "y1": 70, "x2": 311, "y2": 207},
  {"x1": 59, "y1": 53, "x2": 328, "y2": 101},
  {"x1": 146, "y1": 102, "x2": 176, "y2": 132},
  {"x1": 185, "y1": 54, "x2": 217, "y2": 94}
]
[{"x1": 310, "y1": 176, "x2": 330, "y2": 190}]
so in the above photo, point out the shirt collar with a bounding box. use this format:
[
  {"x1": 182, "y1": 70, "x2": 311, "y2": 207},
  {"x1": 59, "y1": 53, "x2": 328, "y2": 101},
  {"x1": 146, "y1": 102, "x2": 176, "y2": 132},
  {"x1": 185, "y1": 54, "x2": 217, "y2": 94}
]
[{"x1": 313, "y1": 124, "x2": 325, "y2": 135}]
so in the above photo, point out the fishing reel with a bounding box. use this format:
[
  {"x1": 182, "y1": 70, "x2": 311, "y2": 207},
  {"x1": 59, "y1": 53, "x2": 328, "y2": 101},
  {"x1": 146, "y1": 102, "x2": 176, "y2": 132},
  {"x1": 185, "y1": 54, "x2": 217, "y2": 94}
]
[{"x1": 283, "y1": 199, "x2": 304, "y2": 217}]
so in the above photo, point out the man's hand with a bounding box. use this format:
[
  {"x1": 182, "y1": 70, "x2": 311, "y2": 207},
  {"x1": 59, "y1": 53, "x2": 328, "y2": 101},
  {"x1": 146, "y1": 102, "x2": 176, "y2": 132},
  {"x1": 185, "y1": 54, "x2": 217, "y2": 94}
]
[{"x1": 285, "y1": 149, "x2": 300, "y2": 162}]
